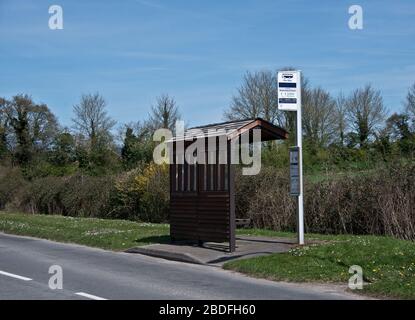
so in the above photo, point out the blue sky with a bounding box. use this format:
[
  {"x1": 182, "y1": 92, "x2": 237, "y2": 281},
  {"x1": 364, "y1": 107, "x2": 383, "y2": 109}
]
[{"x1": 1, "y1": 0, "x2": 414, "y2": 128}]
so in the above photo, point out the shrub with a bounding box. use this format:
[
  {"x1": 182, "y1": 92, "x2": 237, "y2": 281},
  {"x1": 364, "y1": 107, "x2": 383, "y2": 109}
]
[
  {"x1": 0, "y1": 166, "x2": 28, "y2": 210},
  {"x1": 15, "y1": 174, "x2": 115, "y2": 217},
  {"x1": 109, "y1": 167, "x2": 143, "y2": 220},
  {"x1": 134, "y1": 162, "x2": 169, "y2": 223},
  {"x1": 1, "y1": 161, "x2": 414, "y2": 240},
  {"x1": 59, "y1": 174, "x2": 115, "y2": 217},
  {"x1": 0, "y1": 162, "x2": 170, "y2": 223},
  {"x1": 235, "y1": 167, "x2": 296, "y2": 231},
  {"x1": 108, "y1": 162, "x2": 170, "y2": 222},
  {"x1": 235, "y1": 163, "x2": 415, "y2": 240}
]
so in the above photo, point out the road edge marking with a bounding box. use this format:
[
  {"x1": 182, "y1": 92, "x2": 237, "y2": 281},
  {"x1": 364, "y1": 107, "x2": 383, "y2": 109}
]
[
  {"x1": 75, "y1": 292, "x2": 107, "y2": 300},
  {"x1": 0, "y1": 270, "x2": 32, "y2": 281}
]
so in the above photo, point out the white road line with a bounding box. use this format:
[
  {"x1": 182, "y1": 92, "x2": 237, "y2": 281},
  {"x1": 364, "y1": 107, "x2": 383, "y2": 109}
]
[
  {"x1": 0, "y1": 270, "x2": 32, "y2": 281},
  {"x1": 75, "y1": 292, "x2": 108, "y2": 300}
]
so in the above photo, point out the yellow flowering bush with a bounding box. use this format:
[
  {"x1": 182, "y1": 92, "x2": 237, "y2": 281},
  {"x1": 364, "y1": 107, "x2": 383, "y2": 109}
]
[{"x1": 110, "y1": 162, "x2": 169, "y2": 222}]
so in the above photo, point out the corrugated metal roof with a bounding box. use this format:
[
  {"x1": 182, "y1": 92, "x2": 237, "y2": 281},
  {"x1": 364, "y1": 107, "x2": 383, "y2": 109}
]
[
  {"x1": 166, "y1": 119, "x2": 255, "y2": 141},
  {"x1": 168, "y1": 118, "x2": 287, "y2": 142},
  {"x1": 189, "y1": 118, "x2": 254, "y2": 130},
  {"x1": 183, "y1": 118, "x2": 254, "y2": 139}
]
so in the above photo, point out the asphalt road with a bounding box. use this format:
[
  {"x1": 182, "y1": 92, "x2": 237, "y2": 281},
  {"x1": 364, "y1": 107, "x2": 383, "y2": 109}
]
[{"x1": 0, "y1": 232, "x2": 363, "y2": 300}]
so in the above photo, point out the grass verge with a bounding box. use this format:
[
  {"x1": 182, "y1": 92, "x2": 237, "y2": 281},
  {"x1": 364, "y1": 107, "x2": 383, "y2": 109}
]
[
  {"x1": 224, "y1": 232, "x2": 415, "y2": 299},
  {"x1": 2, "y1": 212, "x2": 415, "y2": 299},
  {"x1": 0, "y1": 212, "x2": 290, "y2": 250},
  {"x1": 0, "y1": 212, "x2": 170, "y2": 250}
]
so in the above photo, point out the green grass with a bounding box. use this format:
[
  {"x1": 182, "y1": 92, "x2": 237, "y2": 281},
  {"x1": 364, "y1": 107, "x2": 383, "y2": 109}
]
[
  {"x1": 225, "y1": 232, "x2": 415, "y2": 299},
  {"x1": 0, "y1": 212, "x2": 170, "y2": 250},
  {"x1": 236, "y1": 228, "x2": 296, "y2": 239},
  {"x1": 2, "y1": 212, "x2": 415, "y2": 299}
]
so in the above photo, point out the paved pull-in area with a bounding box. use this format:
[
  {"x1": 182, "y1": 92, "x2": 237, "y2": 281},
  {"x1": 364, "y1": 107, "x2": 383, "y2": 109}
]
[
  {"x1": 0, "y1": 232, "x2": 365, "y2": 300},
  {"x1": 127, "y1": 236, "x2": 297, "y2": 266}
]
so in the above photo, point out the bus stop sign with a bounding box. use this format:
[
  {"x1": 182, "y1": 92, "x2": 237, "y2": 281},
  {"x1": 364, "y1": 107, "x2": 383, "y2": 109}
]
[{"x1": 278, "y1": 71, "x2": 300, "y2": 111}]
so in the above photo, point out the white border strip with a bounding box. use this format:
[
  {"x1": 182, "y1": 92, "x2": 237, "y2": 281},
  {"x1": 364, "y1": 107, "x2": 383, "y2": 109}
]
[
  {"x1": 0, "y1": 270, "x2": 32, "y2": 281},
  {"x1": 75, "y1": 292, "x2": 107, "y2": 300}
]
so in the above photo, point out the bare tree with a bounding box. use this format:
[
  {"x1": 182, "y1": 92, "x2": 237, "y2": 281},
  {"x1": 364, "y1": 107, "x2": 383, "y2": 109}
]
[
  {"x1": 224, "y1": 70, "x2": 282, "y2": 125},
  {"x1": 345, "y1": 84, "x2": 387, "y2": 147},
  {"x1": 148, "y1": 94, "x2": 181, "y2": 132},
  {"x1": 334, "y1": 92, "x2": 348, "y2": 146},
  {"x1": 72, "y1": 92, "x2": 116, "y2": 146},
  {"x1": 405, "y1": 82, "x2": 415, "y2": 122},
  {"x1": 302, "y1": 87, "x2": 337, "y2": 148},
  {"x1": 224, "y1": 69, "x2": 310, "y2": 140}
]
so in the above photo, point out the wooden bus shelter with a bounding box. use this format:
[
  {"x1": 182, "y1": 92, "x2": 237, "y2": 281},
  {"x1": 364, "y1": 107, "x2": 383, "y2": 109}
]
[{"x1": 169, "y1": 118, "x2": 288, "y2": 252}]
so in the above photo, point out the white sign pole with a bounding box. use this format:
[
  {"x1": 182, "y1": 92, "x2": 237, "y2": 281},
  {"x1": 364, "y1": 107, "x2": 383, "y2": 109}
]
[
  {"x1": 277, "y1": 70, "x2": 304, "y2": 245},
  {"x1": 296, "y1": 72, "x2": 304, "y2": 245}
]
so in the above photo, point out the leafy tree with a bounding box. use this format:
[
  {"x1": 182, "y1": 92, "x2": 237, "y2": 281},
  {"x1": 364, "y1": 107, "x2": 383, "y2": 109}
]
[
  {"x1": 74, "y1": 143, "x2": 89, "y2": 170},
  {"x1": 6, "y1": 96, "x2": 32, "y2": 164},
  {"x1": 121, "y1": 127, "x2": 139, "y2": 169},
  {"x1": 121, "y1": 123, "x2": 153, "y2": 169},
  {"x1": 386, "y1": 113, "x2": 415, "y2": 155},
  {"x1": 373, "y1": 127, "x2": 393, "y2": 161},
  {"x1": 0, "y1": 127, "x2": 7, "y2": 159},
  {"x1": 74, "y1": 138, "x2": 120, "y2": 176},
  {"x1": 3, "y1": 94, "x2": 58, "y2": 165},
  {"x1": 49, "y1": 131, "x2": 76, "y2": 166},
  {"x1": 0, "y1": 98, "x2": 9, "y2": 159}
]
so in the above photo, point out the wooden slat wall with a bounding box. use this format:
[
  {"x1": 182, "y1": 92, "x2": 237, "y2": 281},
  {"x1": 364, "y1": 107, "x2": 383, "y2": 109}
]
[
  {"x1": 170, "y1": 192, "x2": 230, "y2": 243},
  {"x1": 170, "y1": 182, "x2": 231, "y2": 241},
  {"x1": 196, "y1": 194, "x2": 230, "y2": 243},
  {"x1": 170, "y1": 195, "x2": 198, "y2": 240},
  {"x1": 170, "y1": 140, "x2": 233, "y2": 246}
]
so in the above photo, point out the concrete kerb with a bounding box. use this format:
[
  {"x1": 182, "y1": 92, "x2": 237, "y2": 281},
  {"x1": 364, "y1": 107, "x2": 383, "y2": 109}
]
[{"x1": 125, "y1": 235, "x2": 301, "y2": 266}]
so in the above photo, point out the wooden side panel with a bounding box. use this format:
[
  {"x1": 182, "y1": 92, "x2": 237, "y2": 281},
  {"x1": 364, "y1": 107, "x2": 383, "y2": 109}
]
[
  {"x1": 170, "y1": 193, "x2": 230, "y2": 242},
  {"x1": 169, "y1": 139, "x2": 234, "y2": 249},
  {"x1": 228, "y1": 163, "x2": 236, "y2": 251},
  {"x1": 170, "y1": 195, "x2": 198, "y2": 240},
  {"x1": 196, "y1": 193, "x2": 230, "y2": 243}
]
